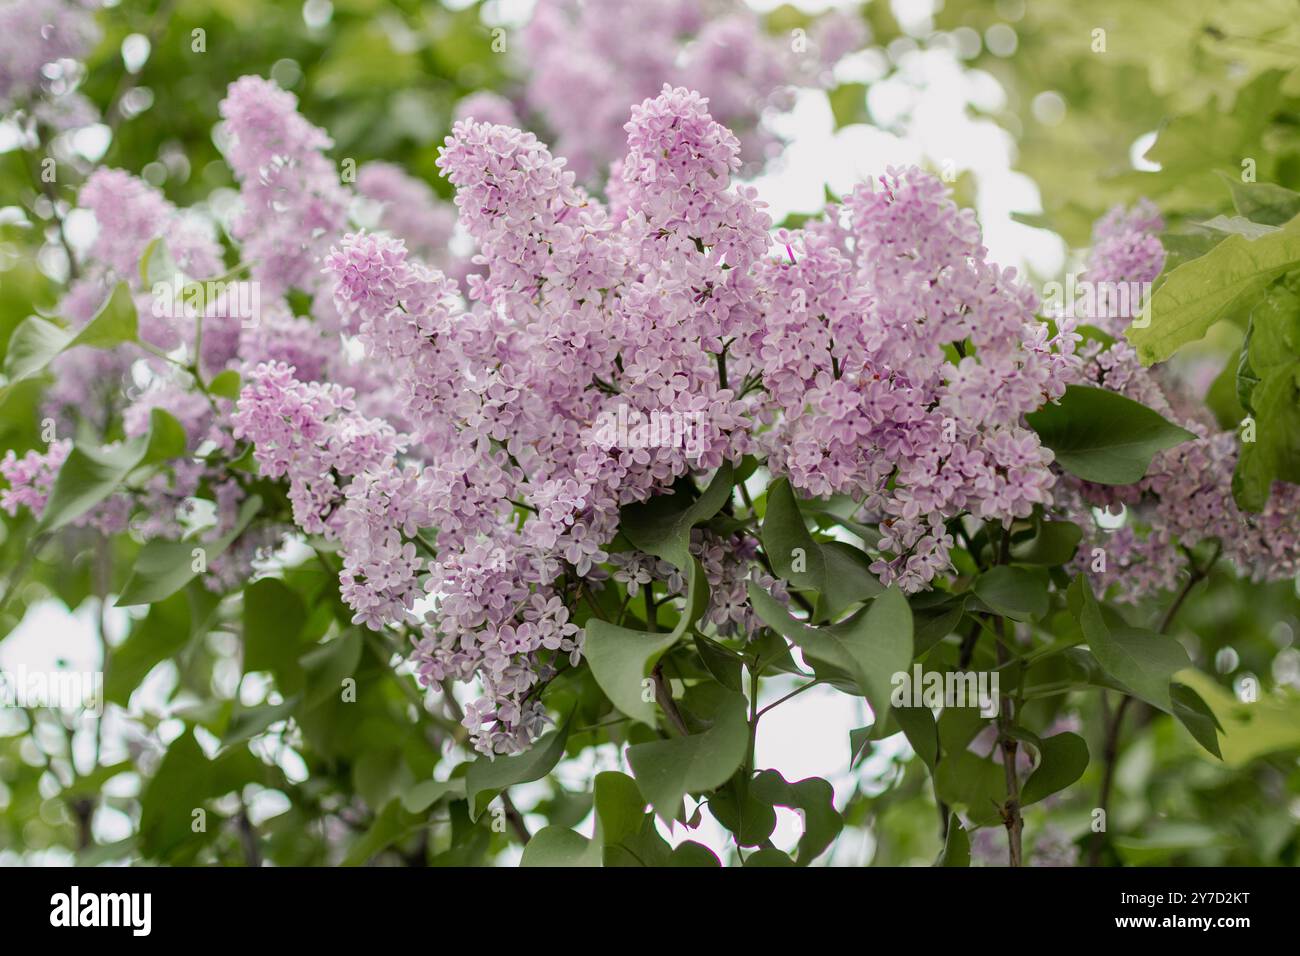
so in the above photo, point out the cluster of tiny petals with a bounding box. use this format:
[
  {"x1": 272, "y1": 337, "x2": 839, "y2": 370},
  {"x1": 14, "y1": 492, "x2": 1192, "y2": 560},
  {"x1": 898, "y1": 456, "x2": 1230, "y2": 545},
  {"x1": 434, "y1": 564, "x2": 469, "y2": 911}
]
[
  {"x1": 218, "y1": 75, "x2": 349, "y2": 296},
  {"x1": 748, "y1": 167, "x2": 1076, "y2": 591},
  {"x1": 232, "y1": 361, "x2": 401, "y2": 537},
  {"x1": 0, "y1": 441, "x2": 71, "y2": 518}
]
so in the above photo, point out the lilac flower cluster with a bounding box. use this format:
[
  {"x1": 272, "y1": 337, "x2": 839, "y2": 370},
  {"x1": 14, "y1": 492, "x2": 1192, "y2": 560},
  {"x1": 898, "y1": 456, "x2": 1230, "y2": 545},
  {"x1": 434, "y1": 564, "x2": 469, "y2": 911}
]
[
  {"x1": 752, "y1": 169, "x2": 1079, "y2": 589},
  {"x1": 232, "y1": 83, "x2": 1083, "y2": 754},
  {"x1": 218, "y1": 76, "x2": 350, "y2": 300}
]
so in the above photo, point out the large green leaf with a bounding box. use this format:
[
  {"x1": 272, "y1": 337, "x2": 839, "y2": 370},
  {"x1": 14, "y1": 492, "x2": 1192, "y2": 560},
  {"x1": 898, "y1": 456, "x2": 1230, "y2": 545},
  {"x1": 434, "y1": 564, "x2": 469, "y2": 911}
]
[
  {"x1": 973, "y1": 565, "x2": 1049, "y2": 621},
  {"x1": 620, "y1": 462, "x2": 734, "y2": 569},
  {"x1": 464, "y1": 717, "x2": 571, "y2": 820},
  {"x1": 104, "y1": 590, "x2": 192, "y2": 705},
  {"x1": 625, "y1": 690, "x2": 749, "y2": 822},
  {"x1": 138, "y1": 731, "x2": 262, "y2": 863},
  {"x1": 583, "y1": 620, "x2": 680, "y2": 725},
  {"x1": 1026, "y1": 385, "x2": 1193, "y2": 484},
  {"x1": 748, "y1": 583, "x2": 913, "y2": 723},
  {"x1": 937, "y1": 814, "x2": 970, "y2": 867},
  {"x1": 1218, "y1": 172, "x2": 1300, "y2": 228},
  {"x1": 1175, "y1": 670, "x2": 1300, "y2": 767},
  {"x1": 933, "y1": 749, "x2": 1006, "y2": 827},
  {"x1": 519, "y1": 771, "x2": 703, "y2": 867},
  {"x1": 587, "y1": 465, "x2": 736, "y2": 723},
  {"x1": 1020, "y1": 731, "x2": 1089, "y2": 805},
  {"x1": 242, "y1": 578, "x2": 308, "y2": 692},
  {"x1": 748, "y1": 770, "x2": 842, "y2": 865},
  {"x1": 1128, "y1": 213, "x2": 1300, "y2": 364}
]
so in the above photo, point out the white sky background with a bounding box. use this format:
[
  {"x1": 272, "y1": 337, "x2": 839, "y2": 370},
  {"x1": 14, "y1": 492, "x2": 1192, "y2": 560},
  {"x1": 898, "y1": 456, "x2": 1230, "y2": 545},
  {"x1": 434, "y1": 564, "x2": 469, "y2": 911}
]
[{"x1": 1, "y1": 0, "x2": 1093, "y2": 865}]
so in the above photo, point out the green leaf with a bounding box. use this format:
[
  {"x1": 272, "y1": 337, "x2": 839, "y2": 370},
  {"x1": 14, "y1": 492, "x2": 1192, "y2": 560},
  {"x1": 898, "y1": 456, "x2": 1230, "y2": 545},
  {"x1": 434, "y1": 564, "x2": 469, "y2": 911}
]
[
  {"x1": 1021, "y1": 731, "x2": 1089, "y2": 805},
  {"x1": 1010, "y1": 519, "x2": 1083, "y2": 566},
  {"x1": 139, "y1": 732, "x2": 261, "y2": 863},
  {"x1": 749, "y1": 770, "x2": 843, "y2": 865},
  {"x1": 934, "y1": 750, "x2": 1006, "y2": 827},
  {"x1": 520, "y1": 825, "x2": 598, "y2": 867},
  {"x1": 620, "y1": 462, "x2": 733, "y2": 570},
  {"x1": 1174, "y1": 669, "x2": 1300, "y2": 768},
  {"x1": 973, "y1": 565, "x2": 1050, "y2": 621},
  {"x1": 1170, "y1": 683, "x2": 1223, "y2": 759},
  {"x1": 583, "y1": 620, "x2": 680, "y2": 725},
  {"x1": 520, "y1": 770, "x2": 677, "y2": 868},
  {"x1": 1198, "y1": 215, "x2": 1280, "y2": 240},
  {"x1": 464, "y1": 717, "x2": 571, "y2": 820},
  {"x1": 400, "y1": 778, "x2": 466, "y2": 814},
  {"x1": 748, "y1": 583, "x2": 913, "y2": 723},
  {"x1": 1026, "y1": 384, "x2": 1194, "y2": 484},
  {"x1": 220, "y1": 694, "x2": 301, "y2": 748},
  {"x1": 300, "y1": 629, "x2": 362, "y2": 708},
  {"x1": 588, "y1": 465, "x2": 736, "y2": 722},
  {"x1": 1128, "y1": 213, "x2": 1300, "y2": 364},
  {"x1": 341, "y1": 799, "x2": 423, "y2": 866},
  {"x1": 745, "y1": 847, "x2": 797, "y2": 866},
  {"x1": 593, "y1": 769, "x2": 674, "y2": 866},
  {"x1": 1218, "y1": 172, "x2": 1300, "y2": 227},
  {"x1": 2, "y1": 283, "x2": 138, "y2": 388},
  {"x1": 1075, "y1": 577, "x2": 1189, "y2": 713},
  {"x1": 893, "y1": 703, "x2": 939, "y2": 773},
  {"x1": 139, "y1": 236, "x2": 179, "y2": 289},
  {"x1": 103, "y1": 591, "x2": 191, "y2": 705},
  {"x1": 625, "y1": 690, "x2": 749, "y2": 822},
  {"x1": 242, "y1": 578, "x2": 308, "y2": 692},
  {"x1": 208, "y1": 368, "x2": 242, "y2": 400},
  {"x1": 1234, "y1": 361, "x2": 1300, "y2": 510},
  {"x1": 116, "y1": 494, "x2": 262, "y2": 605}
]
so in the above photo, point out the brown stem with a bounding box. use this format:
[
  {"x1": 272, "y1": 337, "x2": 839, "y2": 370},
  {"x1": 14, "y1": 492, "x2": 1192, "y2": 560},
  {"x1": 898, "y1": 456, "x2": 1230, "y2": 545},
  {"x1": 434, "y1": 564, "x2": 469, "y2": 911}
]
[
  {"x1": 500, "y1": 791, "x2": 531, "y2": 844},
  {"x1": 995, "y1": 627, "x2": 1023, "y2": 867}
]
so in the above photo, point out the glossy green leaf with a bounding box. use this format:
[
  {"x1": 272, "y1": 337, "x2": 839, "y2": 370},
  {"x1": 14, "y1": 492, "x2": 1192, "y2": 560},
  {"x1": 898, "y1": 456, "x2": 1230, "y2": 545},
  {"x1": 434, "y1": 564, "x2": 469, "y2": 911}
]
[
  {"x1": 465, "y1": 717, "x2": 571, "y2": 820},
  {"x1": 1027, "y1": 385, "x2": 1194, "y2": 484},
  {"x1": 749, "y1": 770, "x2": 843, "y2": 865},
  {"x1": 973, "y1": 565, "x2": 1050, "y2": 621}
]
